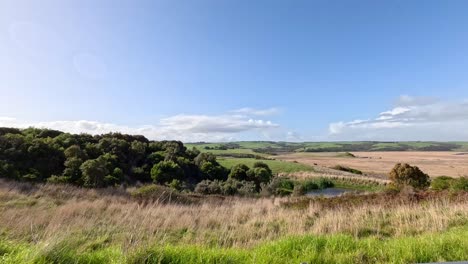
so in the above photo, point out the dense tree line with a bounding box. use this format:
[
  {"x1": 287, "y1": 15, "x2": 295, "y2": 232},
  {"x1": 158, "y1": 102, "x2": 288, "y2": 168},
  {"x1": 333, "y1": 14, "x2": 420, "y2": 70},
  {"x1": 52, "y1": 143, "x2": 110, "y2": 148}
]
[
  {"x1": 0, "y1": 127, "x2": 274, "y2": 193},
  {"x1": 0, "y1": 127, "x2": 233, "y2": 188}
]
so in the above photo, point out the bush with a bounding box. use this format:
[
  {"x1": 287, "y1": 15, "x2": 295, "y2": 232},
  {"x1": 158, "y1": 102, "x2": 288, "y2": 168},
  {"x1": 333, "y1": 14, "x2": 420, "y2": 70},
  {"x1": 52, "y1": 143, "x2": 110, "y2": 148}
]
[
  {"x1": 331, "y1": 165, "x2": 362, "y2": 175},
  {"x1": 292, "y1": 184, "x2": 306, "y2": 196},
  {"x1": 247, "y1": 167, "x2": 272, "y2": 190},
  {"x1": 194, "y1": 180, "x2": 223, "y2": 195},
  {"x1": 301, "y1": 180, "x2": 320, "y2": 191},
  {"x1": 167, "y1": 179, "x2": 184, "y2": 191},
  {"x1": 452, "y1": 177, "x2": 468, "y2": 191},
  {"x1": 236, "y1": 181, "x2": 257, "y2": 196},
  {"x1": 317, "y1": 178, "x2": 334, "y2": 189},
  {"x1": 253, "y1": 161, "x2": 273, "y2": 175},
  {"x1": 200, "y1": 161, "x2": 226, "y2": 181},
  {"x1": 431, "y1": 176, "x2": 455, "y2": 190},
  {"x1": 228, "y1": 164, "x2": 250, "y2": 181},
  {"x1": 194, "y1": 179, "x2": 257, "y2": 196},
  {"x1": 261, "y1": 177, "x2": 295, "y2": 196},
  {"x1": 389, "y1": 163, "x2": 430, "y2": 190},
  {"x1": 47, "y1": 175, "x2": 71, "y2": 184}
]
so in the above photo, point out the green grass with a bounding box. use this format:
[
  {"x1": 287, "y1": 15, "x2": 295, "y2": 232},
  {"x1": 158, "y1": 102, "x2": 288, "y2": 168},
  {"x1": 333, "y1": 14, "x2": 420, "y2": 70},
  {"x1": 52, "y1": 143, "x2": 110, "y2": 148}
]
[
  {"x1": 217, "y1": 158, "x2": 314, "y2": 174},
  {"x1": 187, "y1": 141, "x2": 468, "y2": 153},
  {"x1": 333, "y1": 180, "x2": 386, "y2": 192},
  {"x1": 185, "y1": 143, "x2": 269, "y2": 156},
  {"x1": 2, "y1": 227, "x2": 467, "y2": 264}
]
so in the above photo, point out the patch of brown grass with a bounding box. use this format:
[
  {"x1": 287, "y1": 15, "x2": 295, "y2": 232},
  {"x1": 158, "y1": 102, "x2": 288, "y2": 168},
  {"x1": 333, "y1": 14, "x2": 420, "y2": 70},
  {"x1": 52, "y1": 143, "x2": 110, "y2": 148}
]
[{"x1": 0, "y1": 180, "x2": 466, "y2": 250}]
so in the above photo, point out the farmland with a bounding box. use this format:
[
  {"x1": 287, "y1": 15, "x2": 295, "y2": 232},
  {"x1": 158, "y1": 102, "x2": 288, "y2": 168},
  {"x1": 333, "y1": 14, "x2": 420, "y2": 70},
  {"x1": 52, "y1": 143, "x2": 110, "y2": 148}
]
[
  {"x1": 217, "y1": 157, "x2": 315, "y2": 174},
  {"x1": 276, "y1": 151, "x2": 468, "y2": 177}
]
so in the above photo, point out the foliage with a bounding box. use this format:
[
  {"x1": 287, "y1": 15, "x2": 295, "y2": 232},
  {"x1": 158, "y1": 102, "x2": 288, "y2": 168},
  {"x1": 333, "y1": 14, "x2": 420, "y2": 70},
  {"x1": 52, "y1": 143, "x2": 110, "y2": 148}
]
[
  {"x1": 0, "y1": 127, "x2": 228, "y2": 188},
  {"x1": 218, "y1": 158, "x2": 314, "y2": 174},
  {"x1": 450, "y1": 177, "x2": 468, "y2": 191},
  {"x1": 194, "y1": 179, "x2": 223, "y2": 195},
  {"x1": 151, "y1": 161, "x2": 183, "y2": 184},
  {"x1": 194, "y1": 179, "x2": 257, "y2": 196},
  {"x1": 430, "y1": 176, "x2": 468, "y2": 192},
  {"x1": 331, "y1": 165, "x2": 363, "y2": 175},
  {"x1": 389, "y1": 163, "x2": 430, "y2": 190},
  {"x1": 261, "y1": 177, "x2": 295, "y2": 196},
  {"x1": 431, "y1": 176, "x2": 456, "y2": 191},
  {"x1": 228, "y1": 164, "x2": 250, "y2": 181}
]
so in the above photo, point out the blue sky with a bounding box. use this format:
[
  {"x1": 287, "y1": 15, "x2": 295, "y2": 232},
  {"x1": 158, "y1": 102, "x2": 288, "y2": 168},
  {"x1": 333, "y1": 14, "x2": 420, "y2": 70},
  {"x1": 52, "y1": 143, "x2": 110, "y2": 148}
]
[{"x1": 1, "y1": 0, "x2": 468, "y2": 141}]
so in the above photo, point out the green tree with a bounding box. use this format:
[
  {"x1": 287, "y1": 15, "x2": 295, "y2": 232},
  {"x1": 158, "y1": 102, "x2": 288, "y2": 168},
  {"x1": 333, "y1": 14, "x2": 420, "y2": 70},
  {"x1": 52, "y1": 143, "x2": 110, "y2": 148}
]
[
  {"x1": 247, "y1": 167, "x2": 272, "y2": 189},
  {"x1": 228, "y1": 164, "x2": 250, "y2": 181},
  {"x1": 80, "y1": 155, "x2": 109, "y2": 187},
  {"x1": 200, "y1": 161, "x2": 226, "y2": 181},
  {"x1": 63, "y1": 157, "x2": 84, "y2": 183},
  {"x1": 151, "y1": 161, "x2": 183, "y2": 184},
  {"x1": 194, "y1": 152, "x2": 218, "y2": 167},
  {"x1": 253, "y1": 161, "x2": 272, "y2": 175},
  {"x1": 389, "y1": 163, "x2": 430, "y2": 190}
]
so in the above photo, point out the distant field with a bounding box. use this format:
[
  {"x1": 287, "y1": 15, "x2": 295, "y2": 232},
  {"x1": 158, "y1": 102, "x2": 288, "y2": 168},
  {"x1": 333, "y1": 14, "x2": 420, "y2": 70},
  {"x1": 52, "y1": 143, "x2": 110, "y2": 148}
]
[
  {"x1": 186, "y1": 141, "x2": 468, "y2": 155},
  {"x1": 276, "y1": 151, "x2": 468, "y2": 177},
  {"x1": 217, "y1": 158, "x2": 314, "y2": 174}
]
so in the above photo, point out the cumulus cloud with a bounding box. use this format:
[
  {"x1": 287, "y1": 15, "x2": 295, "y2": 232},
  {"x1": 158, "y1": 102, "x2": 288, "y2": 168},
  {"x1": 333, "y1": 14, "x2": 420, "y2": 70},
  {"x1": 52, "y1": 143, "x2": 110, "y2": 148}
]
[
  {"x1": 329, "y1": 95, "x2": 468, "y2": 141},
  {"x1": 0, "y1": 108, "x2": 280, "y2": 142}
]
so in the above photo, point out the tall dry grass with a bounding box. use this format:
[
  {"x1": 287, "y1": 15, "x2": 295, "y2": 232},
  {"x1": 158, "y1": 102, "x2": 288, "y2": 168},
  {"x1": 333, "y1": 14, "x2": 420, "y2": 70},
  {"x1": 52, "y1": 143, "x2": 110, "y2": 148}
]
[{"x1": 0, "y1": 180, "x2": 466, "y2": 251}]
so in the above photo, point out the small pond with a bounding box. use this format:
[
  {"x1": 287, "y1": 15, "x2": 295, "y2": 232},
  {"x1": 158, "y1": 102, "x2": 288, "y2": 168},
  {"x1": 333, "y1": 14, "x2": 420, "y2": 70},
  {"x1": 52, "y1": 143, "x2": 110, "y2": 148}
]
[{"x1": 306, "y1": 187, "x2": 357, "y2": 197}]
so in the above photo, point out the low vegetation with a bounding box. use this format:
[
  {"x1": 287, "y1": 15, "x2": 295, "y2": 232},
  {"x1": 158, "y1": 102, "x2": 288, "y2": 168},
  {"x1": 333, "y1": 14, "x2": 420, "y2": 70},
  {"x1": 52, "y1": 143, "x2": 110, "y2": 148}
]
[
  {"x1": 431, "y1": 176, "x2": 468, "y2": 191},
  {"x1": 0, "y1": 180, "x2": 467, "y2": 263},
  {"x1": 217, "y1": 158, "x2": 314, "y2": 174},
  {"x1": 389, "y1": 163, "x2": 430, "y2": 190},
  {"x1": 331, "y1": 165, "x2": 363, "y2": 175}
]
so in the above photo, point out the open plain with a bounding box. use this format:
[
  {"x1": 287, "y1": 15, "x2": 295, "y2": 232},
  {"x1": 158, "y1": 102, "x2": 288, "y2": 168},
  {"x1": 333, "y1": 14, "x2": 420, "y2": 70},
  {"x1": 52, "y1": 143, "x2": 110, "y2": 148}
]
[{"x1": 276, "y1": 151, "x2": 468, "y2": 177}]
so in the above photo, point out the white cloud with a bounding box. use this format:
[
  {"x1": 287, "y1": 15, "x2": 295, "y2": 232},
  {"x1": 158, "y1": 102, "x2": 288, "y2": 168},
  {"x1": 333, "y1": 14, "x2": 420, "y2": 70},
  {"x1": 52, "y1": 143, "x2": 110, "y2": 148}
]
[
  {"x1": 230, "y1": 107, "x2": 280, "y2": 116},
  {"x1": 0, "y1": 108, "x2": 281, "y2": 142},
  {"x1": 329, "y1": 95, "x2": 468, "y2": 141}
]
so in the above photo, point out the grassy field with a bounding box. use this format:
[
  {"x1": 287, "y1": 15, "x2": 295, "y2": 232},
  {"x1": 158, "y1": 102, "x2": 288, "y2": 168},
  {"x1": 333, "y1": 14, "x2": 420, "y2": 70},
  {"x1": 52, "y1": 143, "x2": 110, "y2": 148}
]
[
  {"x1": 2, "y1": 227, "x2": 467, "y2": 263},
  {"x1": 0, "y1": 180, "x2": 467, "y2": 263},
  {"x1": 186, "y1": 141, "x2": 468, "y2": 154},
  {"x1": 217, "y1": 157, "x2": 314, "y2": 174}
]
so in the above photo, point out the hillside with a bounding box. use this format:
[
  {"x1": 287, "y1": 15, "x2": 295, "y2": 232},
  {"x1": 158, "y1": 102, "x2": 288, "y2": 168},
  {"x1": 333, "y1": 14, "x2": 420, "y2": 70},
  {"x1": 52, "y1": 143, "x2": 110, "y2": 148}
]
[{"x1": 186, "y1": 141, "x2": 468, "y2": 155}]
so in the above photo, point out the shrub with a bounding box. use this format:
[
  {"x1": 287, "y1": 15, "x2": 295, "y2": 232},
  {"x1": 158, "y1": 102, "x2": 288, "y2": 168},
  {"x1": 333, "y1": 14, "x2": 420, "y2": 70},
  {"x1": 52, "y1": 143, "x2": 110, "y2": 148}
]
[
  {"x1": 452, "y1": 177, "x2": 468, "y2": 191},
  {"x1": 228, "y1": 164, "x2": 250, "y2": 181},
  {"x1": 292, "y1": 184, "x2": 306, "y2": 196},
  {"x1": 247, "y1": 167, "x2": 272, "y2": 190},
  {"x1": 194, "y1": 180, "x2": 223, "y2": 195},
  {"x1": 301, "y1": 180, "x2": 320, "y2": 191},
  {"x1": 200, "y1": 161, "x2": 226, "y2": 181},
  {"x1": 261, "y1": 177, "x2": 295, "y2": 196},
  {"x1": 252, "y1": 161, "x2": 273, "y2": 175},
  {"x1": 130, "y1": 184, "x2": 162, "y2": 198},
  {"x1": 431, "y1": 176, "x2": 455, "y2": 191},
  {"x1": 47, "y1": 175, "x2": 71, "y2": 184},
  {"x1": 167, "y1": 179, "x2": 184, "y2": 191},
  {"x1": 332, "y1": 165, "x2": 362, "y2": 175},
  {"x1": 236, "y1": 181, "x2": 257, "y2": 196},
  {"x1": 316, "y1": 178, "x2": 334, "y2": 189},
  {"x1": 388, "y1": 163, "x2": 430, "y2": 190}
]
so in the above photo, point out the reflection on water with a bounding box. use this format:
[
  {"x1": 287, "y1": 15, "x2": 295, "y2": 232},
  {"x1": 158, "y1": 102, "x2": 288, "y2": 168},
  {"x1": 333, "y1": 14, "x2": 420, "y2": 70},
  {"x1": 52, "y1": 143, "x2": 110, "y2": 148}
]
[{"x1": 306, "y1": 187, "x2": 356, "y2": 197}]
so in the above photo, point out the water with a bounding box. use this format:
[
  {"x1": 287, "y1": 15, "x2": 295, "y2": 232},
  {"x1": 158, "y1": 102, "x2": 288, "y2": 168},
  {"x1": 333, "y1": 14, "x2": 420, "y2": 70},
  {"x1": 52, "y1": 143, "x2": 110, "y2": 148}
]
[{"x1": 306, "y1": 187, "x2": 355, "y2": 197}]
